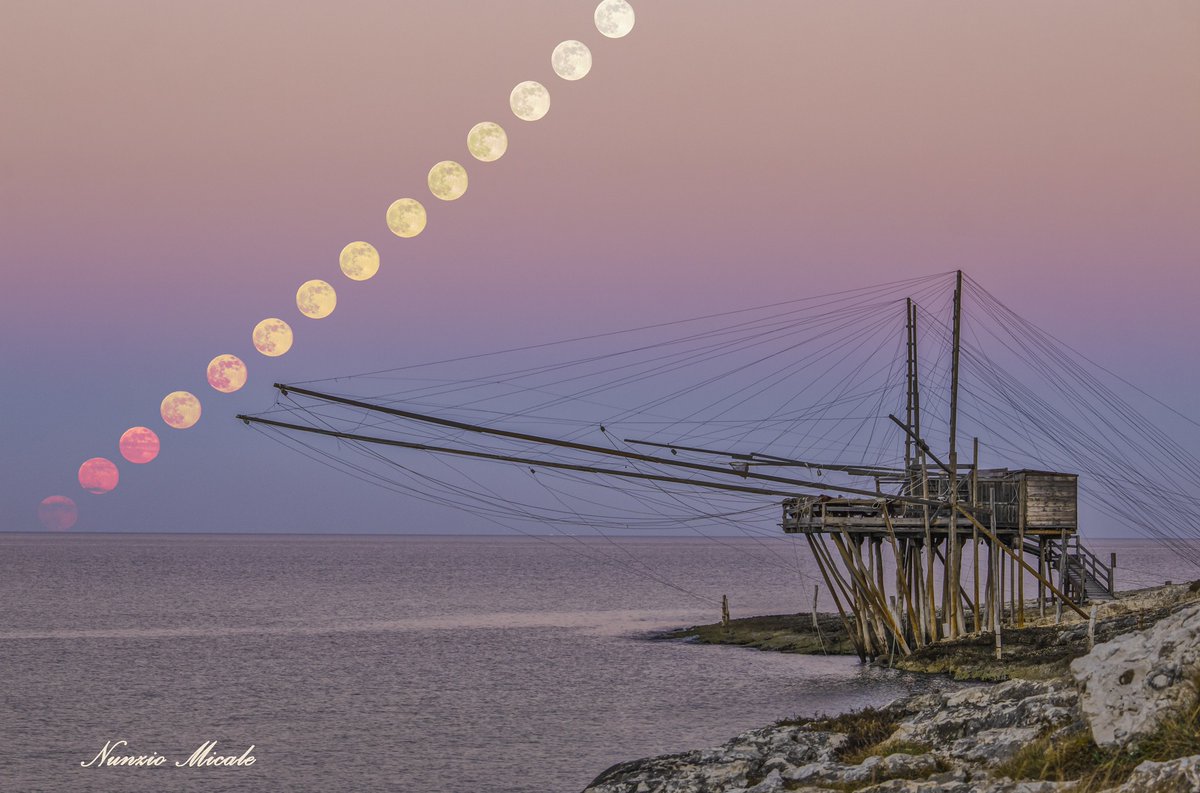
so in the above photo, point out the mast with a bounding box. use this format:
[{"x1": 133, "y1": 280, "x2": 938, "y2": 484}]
[
  {"x1": 948, "y1": 270, "x2": 963, "y2": 636},
  {"x1": 904, "y1": 299, "x2": 914, "y2": 476}
]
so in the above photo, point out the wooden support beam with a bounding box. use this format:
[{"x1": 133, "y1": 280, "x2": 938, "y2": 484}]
[
  {"x1": 804, "y1": 533, "x2": 864, "y2": 662},
  {"x1": 955, "y1": 504, "x2": 1087, "y2": 619}
]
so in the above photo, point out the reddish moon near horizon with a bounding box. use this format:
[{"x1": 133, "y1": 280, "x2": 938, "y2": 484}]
[
  {"x1": 38, "y1": 495, "x2": 78, "y2": 530},
  {"x1": 207, "y1": 353, "x2": 248, "y2": 393},
  {"x1": 119, "y1": 426, "x2": 160, "y2": 464},
  {"x1": 78, "y1": 457, "x2": 119, "y2": 494}
]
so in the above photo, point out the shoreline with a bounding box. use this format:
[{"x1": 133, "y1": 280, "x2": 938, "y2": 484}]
[
  {"x1": 589, "y1": 582, "x2": 1200, "y2": 792},
  {"x1": 655, "y1": 581, "x2": 1200, "y2": 681}
]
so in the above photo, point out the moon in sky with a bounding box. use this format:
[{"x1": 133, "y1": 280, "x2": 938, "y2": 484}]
[
  {"x1": 428, "y1": 160, "x2": 468, "y2": 201},
  {"x1": 595, "y1": 0, "x2": 635, "y2": 38},
  {"x1": 467, "y1": 122, "x2": 508, "y2": 163},
  {"x1": 161, "y1": 390, "x2": 202, "y2": 429},
  {"x1": 386, "y1": 198, "x2": 428, "y2": 238},
  {"x1": 340, "y1": 241, "x2": 380, "y2": 281},
  {"x1": 297, "y1": 279, "x2": 337, "y2": 319},
  {"x1": 119, "y1": 426, "x2": 160, "y2": 464},
  {"x1": 552, "y1": 40, "x2": 592, "y2": 80},
  {"x1": 79, "y1": 457, "x2": 119, "y2": 494},
  {"x1": 510, "y1": 81, "x2": 550, "y2": 122},
  {"x1": 253, "y1": 318, "x2": 294, "y2": 357},
  {"x1": 207, "y1": 353, "x2": 248, "y2": 393},
  {"x1": 38, "y1": 495, "x2": 78, "y2": 531}
]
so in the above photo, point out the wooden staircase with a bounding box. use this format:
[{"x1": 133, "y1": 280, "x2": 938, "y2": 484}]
[{"x1": 1029, "y1": 536, "x2": 1115, "y2": 603}]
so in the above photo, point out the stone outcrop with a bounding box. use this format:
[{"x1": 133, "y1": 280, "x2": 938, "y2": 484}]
[
  {"x1": 588, "y1": 595, "x2": 1200, "y2": 793},
  {"x1": 1070, "y1": 601, "x2": 1200, "y2": 749},
  {"x1": 584, "y1": 679, "x2": 1080, "y2": 793},
  {"x1": 1112, "y1": 756, "x2": 1200, "y2": 793}
]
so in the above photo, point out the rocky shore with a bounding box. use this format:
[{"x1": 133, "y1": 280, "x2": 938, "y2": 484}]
[{"x1": 586, "y1": 586, "x2": 1200, "y2": 793}]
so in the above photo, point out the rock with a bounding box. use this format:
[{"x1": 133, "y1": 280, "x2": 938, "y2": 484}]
[
  {"x1": 1112, "y1": 755, "x2": 1200, "y2": 792},
  {"x1": 860, "y1": 777, "x2": 1063, "y2": 792},
  {"x1": 584, "y1": 726, "x2": 846, "y2": 793},
  {"x1": 1070, "y1": 601, "x2": 1200, "y2": 749},
  {"x1": 890, "y1": 677, "x2": 1077, "y2": 763}
]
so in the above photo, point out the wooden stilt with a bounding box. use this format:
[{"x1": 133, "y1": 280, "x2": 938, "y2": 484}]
[{"x1": 804, "y1": 533, "x2": 863, "y2": 661}]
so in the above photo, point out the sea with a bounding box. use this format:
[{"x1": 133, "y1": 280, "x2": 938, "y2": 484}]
[{"x1": 0, "y1": 533, "x2": 1192, "y2": 793}]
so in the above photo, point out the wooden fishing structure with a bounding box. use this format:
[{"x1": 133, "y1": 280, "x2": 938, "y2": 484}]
[
  {"x1": 239, "y1": 271, "x2": 1119, "y2": 661},
  {"x1": 776, "y1": 276, "x2": 1114, "y2": 659}
]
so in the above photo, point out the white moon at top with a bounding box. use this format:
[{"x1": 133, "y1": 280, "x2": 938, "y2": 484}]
[
  {"x1": 594, "y1": 0, "x2": 635, "y2": 38},
  {"x1": 510, "y1": 81, "x2": 550, "y2": 122},
  {"x1": 467, "y1": 122, "x2": 508, "y2": 162},
  {"x1": 552, "y1": 40, "x2": 592, "y2": 81}
]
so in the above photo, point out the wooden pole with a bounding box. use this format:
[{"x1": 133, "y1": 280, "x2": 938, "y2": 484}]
[
  {"x1": 804, "y1": 534, "x2": 863, "y2": 661},
  {"x1": 947, "y1": 270, "x2": 963, "y2": 639},
  {"x1": 1038, "y1": 538, "x2": 1047, "y2": 618},
  {"x1": 972, "y1": 437, "x2": 980, "y2": 632},
  {"x1": 1017, "y1": 478, "x2": 1026, "y2": 626},
  {"x1": 882, "y1": 508, "x2": 919, "y2": 647}
]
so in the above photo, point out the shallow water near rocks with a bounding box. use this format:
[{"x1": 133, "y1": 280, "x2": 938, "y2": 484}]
[{"x1": 0, "y1": 534, "x2": 1186, "y2": 792}]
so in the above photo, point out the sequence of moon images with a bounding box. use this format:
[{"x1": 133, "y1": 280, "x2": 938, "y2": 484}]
[{"x1": 39, "y1": 0, "x2": 636, "y2": 530}]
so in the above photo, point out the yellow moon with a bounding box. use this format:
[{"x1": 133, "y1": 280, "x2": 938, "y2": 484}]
[
  {"x1": 207, "y1": 353, "x2": 248, "y2": 393},
  {"x1": 552, "y1": 41, "x2": 592, "y2": 81},
  {"x1": 253, "y1": 318, "x2": 294, "y2": 357},
  {"x1": 161, "y1": 391, "x2": 202, "y2": 430},
  {"x1": 510, "y1": 81, "x2": 550, "y2": 122},
  {"x1": 595, "y1": 0, "x2": 635, "y2": 38},
  {"x1": 297, "y1": 279, "x2": 337, "y2": 319},
  {"x1": 339, "y1": 241, "x2": 380, "y2": 281},
  {"x1": 467, "y1": 122, "x2": 508, "y2": 163},
  {"x1": 427, "y1": 160, "x2": 468, "y2": 201},
  {"x1": 386, "y1": 198, "x2": 427, "y2": 238}
]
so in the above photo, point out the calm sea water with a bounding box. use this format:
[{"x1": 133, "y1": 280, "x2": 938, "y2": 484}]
[{"x1": 0, "y1": 533, "x2": 1192, "y2": 792}]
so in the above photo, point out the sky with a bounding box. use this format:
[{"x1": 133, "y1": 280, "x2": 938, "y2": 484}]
[{"x1": 2, "y1": 1, "x2": 1198, "y2": 534}]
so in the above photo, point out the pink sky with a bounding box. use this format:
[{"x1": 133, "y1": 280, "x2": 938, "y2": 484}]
[{"x1": 3, "y1": 1, "x2": 1198, "y2": 532}]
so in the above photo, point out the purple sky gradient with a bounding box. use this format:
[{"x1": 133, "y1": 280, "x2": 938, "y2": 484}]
[{"x1": 3, "y1": 1, "x2": 1198, "y2": 533}]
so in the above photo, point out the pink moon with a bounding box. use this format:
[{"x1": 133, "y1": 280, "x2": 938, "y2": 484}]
[
  {"x1": 119, "y1": 426, "x2": 161, "y2": 464},
  {"x1": 78, "y1": 457, "x2": 119, "y2": 494},
  {"x1": 38, "y1": 495, "x2": 79, "y2": 530}
]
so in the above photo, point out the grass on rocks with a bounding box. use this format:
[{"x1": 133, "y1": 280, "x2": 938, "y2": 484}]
[{"x1": 994, "y1": 699, "x2": 1200, "y2": 792}]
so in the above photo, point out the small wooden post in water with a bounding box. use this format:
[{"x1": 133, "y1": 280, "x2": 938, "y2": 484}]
[{"x1": 722, "y1": 594, "x2": 730, "y2": 628}]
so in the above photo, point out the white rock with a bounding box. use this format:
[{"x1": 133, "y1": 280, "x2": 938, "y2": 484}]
[
  {"x1": 1112, "y1": 755, "x2": 1200, "y2": 793},
  {"x1": 1070, "y1": 602, "x2": 1200, "y2": 749}
]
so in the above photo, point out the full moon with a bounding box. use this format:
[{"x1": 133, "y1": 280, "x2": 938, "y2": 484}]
[
  {"x1": 119, "y1": 426, "x2": 160, "y2": 464},
  {"x1": 510, "y1": 81, "x2": 551, "y2": 122},
  {"x1": 297, "y1": 279, "x2": 337, "y2": 319},
  {"x1": 595, "y1": 0, "x2": 635, "y2": 38},
  {"x1": 207, "y1": 353, "x2": 248, "y2": 393},
  {"x1": 38, "y1": 495, "x2": 78, "y2": 531},
  {"x1": 386, "y1": 198, "x2": 428, "y2": 238},
  {"x1": 161, "y1": 390, "x2": 202, "y2": 429},
  {"x1": 253, "y1": 318, "x2": 294, "y2": 357},
  {"x1": 552, "y1": 40, "x2": 592, "y2": 80},
  {"x1": 339, "y1": 241, "x2": 380, "y2": 281},
  {"x1": 467, "y1": 122, "x2": 508, "y2": 163},
  {"x1": 79, "y1": 457, "x2": 119, "y2": 494},
  {"x1": 428, "y1": 161, "x2": 468, "y2": 201}
]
